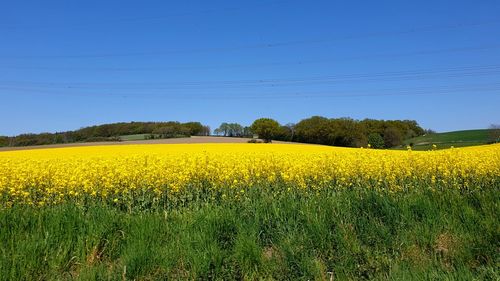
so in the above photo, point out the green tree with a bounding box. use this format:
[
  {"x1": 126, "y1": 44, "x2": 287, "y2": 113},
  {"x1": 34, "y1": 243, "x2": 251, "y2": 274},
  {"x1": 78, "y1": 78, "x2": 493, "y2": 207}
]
[
  {"x1": 383, "y1": 127, "x2": 403, "y2": 148},
  {"x1": 250, "y1": 118, "x2": 281, "y2": 143},
  {"x1": 367, "y1": 133, "x2": 384, "y2": 149},
  {"x1": 0, "y1": 136, "x2": 9, "y2": 147},
  {"x1": 228, "y1": 123, "x2": 243, "y2": 137},
  {"x1": 217, "y1": 123, "x2": 230, "y2": 136},
  {"x1": 294, "y1": 116, "x2": 332, "y2": 145},
  {"x1": 329, "y1": 118, "x2": 367, "y2": 147},
  {"x1": 152, "y1": 126, "x2": 178, "y2": 138},
  {"x1": 183, "y1": 122, "x2": 205, "y2": 136},
  {"x1": 243, "y1": 126, "x2": 252, "y2": 137},
  {"x1": 489, "y1": 124, "x2": 500, "y2": 143},
  {"x1": 275, "y1": 124, "x2": 294, "y2": 141},
  {"x1": 201, "y1": 125, "x2": 211, "y2": 136}
]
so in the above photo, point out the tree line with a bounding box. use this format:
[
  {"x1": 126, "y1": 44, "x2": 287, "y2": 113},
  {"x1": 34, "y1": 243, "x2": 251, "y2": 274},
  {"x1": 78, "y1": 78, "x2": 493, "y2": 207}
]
[
  {"x1": 0, "y1": 121, "x2": 210, "y2": 147},
  {"x1": 1, "y1": 117, "x2": 427, "y2": 149},
  {"x1": 213, "y1": 123, "x2": 252, "y2": 137},
  {"x1": 218, "y1": 116, "x2": 426, "y2": 148}
]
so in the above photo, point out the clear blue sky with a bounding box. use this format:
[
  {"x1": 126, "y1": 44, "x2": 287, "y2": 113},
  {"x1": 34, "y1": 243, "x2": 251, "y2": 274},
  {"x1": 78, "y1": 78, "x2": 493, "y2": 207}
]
[{"x1": 1, "y1": 0, "x2": 499, "y2": 136}]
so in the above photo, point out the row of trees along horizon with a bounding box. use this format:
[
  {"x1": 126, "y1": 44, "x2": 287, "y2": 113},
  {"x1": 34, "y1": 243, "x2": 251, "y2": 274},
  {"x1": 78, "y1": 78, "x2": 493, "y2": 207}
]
[
  {"x1": 221, "y1": 117, "x2": 426, "y2": 148},
  {"x1": 0, "y1": 122, "x2": 211, "y2": 147},
  {"x1": 0, "y1": 117, "x2": 428, "y2": 149}
]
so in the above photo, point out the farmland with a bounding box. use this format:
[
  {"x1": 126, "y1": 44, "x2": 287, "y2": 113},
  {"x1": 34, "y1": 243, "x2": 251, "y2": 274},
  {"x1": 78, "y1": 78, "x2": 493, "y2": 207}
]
[
  {"x1": 3, "y1": 0, "x2": 499, "y2": 279},
  {"x1": 402, "y1": 129, "x2": 494, "y2": 150},
  {"x1": 0, "y1": 143, "x2": 499, "y2": 279}
]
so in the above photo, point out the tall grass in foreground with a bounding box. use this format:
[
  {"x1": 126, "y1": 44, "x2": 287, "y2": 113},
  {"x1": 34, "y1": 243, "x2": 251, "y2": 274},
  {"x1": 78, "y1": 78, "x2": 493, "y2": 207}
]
[{"x1": 1, "y1": 187, "x2": 498, "y2": 280}]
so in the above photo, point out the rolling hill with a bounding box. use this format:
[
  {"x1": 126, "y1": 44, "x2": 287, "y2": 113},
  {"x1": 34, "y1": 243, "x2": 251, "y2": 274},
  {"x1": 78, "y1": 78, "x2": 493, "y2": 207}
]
[{"x1": 401, "y1": 129, "x2": 495, "y2": 150}]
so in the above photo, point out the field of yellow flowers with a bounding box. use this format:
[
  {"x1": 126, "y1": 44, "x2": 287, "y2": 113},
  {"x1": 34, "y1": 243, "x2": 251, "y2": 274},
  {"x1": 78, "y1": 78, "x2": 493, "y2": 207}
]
[
  {"x1": 1, "y1": 143, "x2": 499, "y2": 280},
  {"x1": 1, "y1": 143, "x2": 499, "y2": 206}
]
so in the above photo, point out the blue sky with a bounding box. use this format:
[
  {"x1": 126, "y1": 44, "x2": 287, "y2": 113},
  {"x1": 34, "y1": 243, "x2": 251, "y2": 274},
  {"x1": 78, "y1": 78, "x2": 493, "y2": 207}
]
[{"x1": 0, "y1": 0, "x2": 499, "y2": 136}]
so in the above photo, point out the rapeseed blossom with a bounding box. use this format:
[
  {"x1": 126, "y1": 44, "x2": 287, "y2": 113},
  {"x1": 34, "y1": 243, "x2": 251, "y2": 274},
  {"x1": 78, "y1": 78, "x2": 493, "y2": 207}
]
[{"x1": 0, "y1": 143, "x2": 498, "y2": 206}]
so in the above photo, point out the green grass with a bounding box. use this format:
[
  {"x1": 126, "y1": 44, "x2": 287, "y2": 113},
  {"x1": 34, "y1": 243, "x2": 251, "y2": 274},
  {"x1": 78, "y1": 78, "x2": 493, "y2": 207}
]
[
  {"x1": 401, "y1": 129, "x2": 494, "y2": 150},
  {"x1": 1, "y1": 187, "x2": 498, "y2": 280},
  {"x1": 119, "y1": 134, "x2": 150, "y2": 141},
  {"x1": 119, "y1": 134, "x2": 191, "y2": 141}
]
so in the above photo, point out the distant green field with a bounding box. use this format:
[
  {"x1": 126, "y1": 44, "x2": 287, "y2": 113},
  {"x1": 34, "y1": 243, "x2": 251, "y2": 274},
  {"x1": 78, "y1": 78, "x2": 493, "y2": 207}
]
[
  {"x1": 400, "y1": 129, "x2": 495, "y2": 150},
  {"x1": 119, "y1": 134, "x2": 150, "y2": 141},
  {"x1": 119, "y1": 134, "x2": 189, "y2": 141}
]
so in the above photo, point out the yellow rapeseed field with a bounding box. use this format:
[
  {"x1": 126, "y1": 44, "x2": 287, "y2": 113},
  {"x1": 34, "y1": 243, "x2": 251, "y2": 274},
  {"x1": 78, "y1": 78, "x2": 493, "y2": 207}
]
[{"x1": 1, "y1": 143, "x2": 499, "y2": 206}]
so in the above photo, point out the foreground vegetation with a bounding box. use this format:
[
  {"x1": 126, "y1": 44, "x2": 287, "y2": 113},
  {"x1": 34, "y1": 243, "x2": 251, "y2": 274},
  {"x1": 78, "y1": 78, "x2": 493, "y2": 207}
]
[
  {"x1": 1, "y1": 188, "x2": 498, "y2": 280},
  {"x1": 0, "y1": 143, "x2": 498, "y2": 279}
]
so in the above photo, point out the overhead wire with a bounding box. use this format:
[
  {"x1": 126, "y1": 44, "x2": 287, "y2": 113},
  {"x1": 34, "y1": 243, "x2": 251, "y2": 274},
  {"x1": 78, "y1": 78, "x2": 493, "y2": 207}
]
[
  {"x1": 2, "y1": 44, "x2": 499, "y2": 72},
  {"x1": 1, "y1": 64, "x2": 499, "y2": 90},
  {"x1": 2, "y1": 20, "x2": 499, "y2": 59},
  {"x1": 1, "y1": 80, "x2": 499, "y2": 100}
]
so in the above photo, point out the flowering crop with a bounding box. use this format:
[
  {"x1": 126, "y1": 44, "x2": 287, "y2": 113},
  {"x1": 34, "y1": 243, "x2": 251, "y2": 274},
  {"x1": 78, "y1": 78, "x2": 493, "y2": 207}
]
[{"x1": 0, "y1": 143, "x2": 499, "y2": 206}]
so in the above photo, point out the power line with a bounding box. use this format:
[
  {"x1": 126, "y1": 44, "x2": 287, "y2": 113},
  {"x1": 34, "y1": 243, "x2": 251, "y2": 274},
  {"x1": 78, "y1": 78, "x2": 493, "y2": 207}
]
[
  {"x1": 2, "y1": 44, "x2": 500, "y2": 72},
  {"x1": 0, "y1": 83, "x2": 498, "y2": 100},
  {"x1": 2, "y1": 64, "x2": 499, "y2": 90},
  {"x1": 2, "y1": 20, "x2": 499, "y2": 59},
  {"x1": 0, "y1": 1, "x2": 287, "y2": 30},
  {"x1": 2, "y1": 70, "x2": 499, "y2": 91}
]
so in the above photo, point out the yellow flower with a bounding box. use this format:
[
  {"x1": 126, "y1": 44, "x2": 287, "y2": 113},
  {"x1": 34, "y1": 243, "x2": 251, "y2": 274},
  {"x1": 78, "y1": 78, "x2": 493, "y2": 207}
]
[{"x1": 0, "y1": 143, "x2": 498, "y2": 205}]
